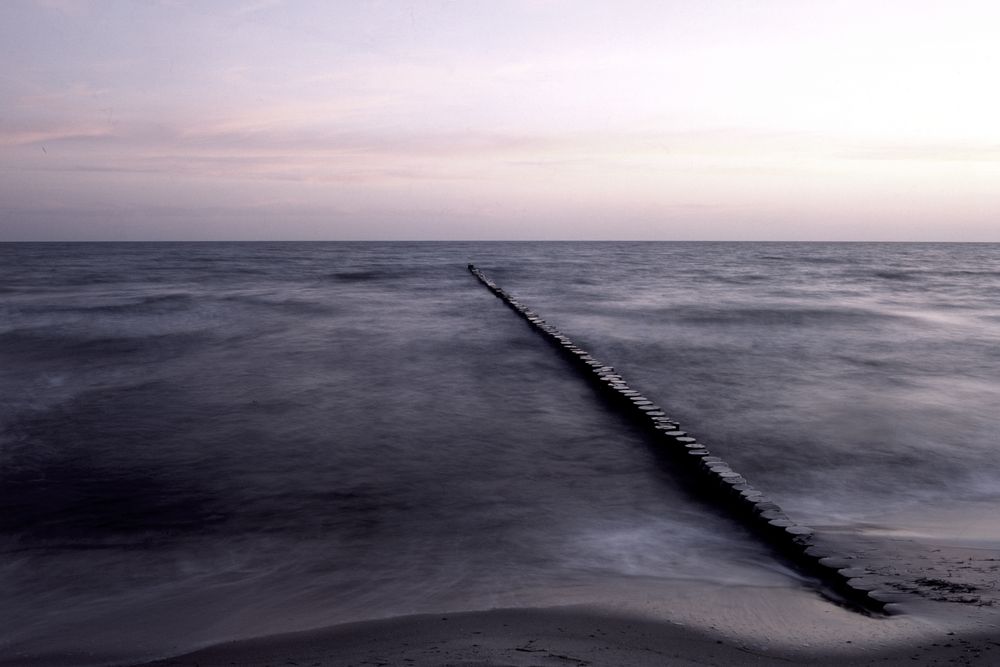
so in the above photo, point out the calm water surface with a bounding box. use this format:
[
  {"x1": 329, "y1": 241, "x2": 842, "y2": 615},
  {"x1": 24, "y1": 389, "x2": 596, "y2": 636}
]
[{"x1": 1, "y1": 242, "x2": 998, "y2": 665}]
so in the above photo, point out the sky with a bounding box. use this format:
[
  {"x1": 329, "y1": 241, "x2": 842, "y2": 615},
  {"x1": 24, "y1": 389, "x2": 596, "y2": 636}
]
[{"x1": 1, "y1": 0, "x2": 999, "y2": 241}]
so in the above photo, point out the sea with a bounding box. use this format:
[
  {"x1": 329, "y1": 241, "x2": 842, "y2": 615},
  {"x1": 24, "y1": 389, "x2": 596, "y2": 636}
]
[{"x1": 2, "y1": 241, "x2": 999, "y2": 665}]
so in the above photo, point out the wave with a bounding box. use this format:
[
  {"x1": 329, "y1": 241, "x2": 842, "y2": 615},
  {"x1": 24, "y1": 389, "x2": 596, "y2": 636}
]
[
  {"x1": 325, "y1": 270, "x2": 401, "y2": 282},
  {"x1": 851, "y1": 268, "x2": 1000, "y2": 282},
  {"x1": 793, "y1": 255, "x2": 847, "y2": 265},
  {"x1": 219, "y1": 294, "x2": 336, "y2": 315},
  {"x1": 936, "y1": 269, "x2": 1000, "y2": 278},
  {"x1": 16, "y1": 292, "x2": 337, "y2": 318},
  {"x1": 0, "y1": 328, "x2": 206, "y2": 360},
  {"x1": 872, "y1": 270, "x2": 917, "y2": 281},
  {"x1": 704, "y1": 273, "x2": 771, "y2": 285},
  {"x1": 657, "y1": 304, "x2": 905, "y2": 326},
  {"x1": 16, "y1": 293, "x2": 195, "y2": 316}
]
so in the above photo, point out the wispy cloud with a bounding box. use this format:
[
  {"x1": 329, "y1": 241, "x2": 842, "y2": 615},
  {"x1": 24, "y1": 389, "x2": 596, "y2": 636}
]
[
  {"x1": 17, "y1": 82, "x2": 110, "y2": 106},
  {"x1": 232, "y1": 0, "x2": 285, "y2": 17},
  {"x1": 0, "y1": 123, "x2": 115, "y2": 146},
  {"x1": 31, "y1": 0, "x2": 93, "y2": 16},
  {"x1": 4, "y1": 1, "x2": 1000, "y2": 239},
  {"x1": 842, "y1": 143, "x2": 1000, "y2": 163}
]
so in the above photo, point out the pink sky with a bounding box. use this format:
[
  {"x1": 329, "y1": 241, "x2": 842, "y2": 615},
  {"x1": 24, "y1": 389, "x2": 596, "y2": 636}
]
[{"x1": 1, "y1": 0, "x2": 999, "y2": 240}]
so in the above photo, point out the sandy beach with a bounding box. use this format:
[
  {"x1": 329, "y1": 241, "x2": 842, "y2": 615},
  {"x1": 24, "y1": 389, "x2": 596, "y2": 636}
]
[{"x1": 134, "y1": 572, "x2": 1000, "y2": 667}]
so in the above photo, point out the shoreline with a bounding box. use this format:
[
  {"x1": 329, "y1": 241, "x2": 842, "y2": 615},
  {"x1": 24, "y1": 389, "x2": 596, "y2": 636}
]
[
  {"x1": 132, "y1": 602, "x2": 998, "y2": 667},
  {"x1": 126, "y1": 576, "x2": 1000, "y2": 667}
]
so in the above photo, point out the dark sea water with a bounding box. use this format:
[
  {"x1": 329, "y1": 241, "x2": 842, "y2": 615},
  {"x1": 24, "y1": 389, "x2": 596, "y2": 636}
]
[{"x1": 2, "y1": 242, "x2": 999, "y2": 665}]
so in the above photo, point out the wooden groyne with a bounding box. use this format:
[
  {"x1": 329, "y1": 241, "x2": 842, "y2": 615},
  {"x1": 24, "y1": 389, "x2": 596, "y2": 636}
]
[{"x1": 468, "y1": 264, "x2": 899, "y2": 615}]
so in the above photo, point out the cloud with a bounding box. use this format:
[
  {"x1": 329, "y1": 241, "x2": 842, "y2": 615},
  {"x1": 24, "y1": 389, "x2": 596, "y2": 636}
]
[
  {"x1": 17, "y1": 82, "x2": 111, "y2": 106},
  {"x1": 5, "y1": 104, "x2": 1000, "y2": 199},
  {"x1": 0, "y1": 124, "x2": 115, "y2": 146},
  {"x1": 31, "y1": 0, "x2": 93, "y2": 16},
  {"x1": 841, "y1": 143, "x2": 1000, "y2": 163},
  {"x1": 232, "y1": 0, "x2": 285, "y2": 16}
]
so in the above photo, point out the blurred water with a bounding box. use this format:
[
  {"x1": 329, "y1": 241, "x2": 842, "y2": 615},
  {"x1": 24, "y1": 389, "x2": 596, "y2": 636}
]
[
  {"x1": 481, "y1": 243, "x2": 1000, "y2": 533},
  {"x1": 1, "y1": 242, "x2": 998, "y2": 665}
]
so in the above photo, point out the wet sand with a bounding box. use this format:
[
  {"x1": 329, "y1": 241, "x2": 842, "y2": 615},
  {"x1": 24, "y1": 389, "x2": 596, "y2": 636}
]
[{"x1": 134, "y1": 576, "x2": 1000, "y2": 667}]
